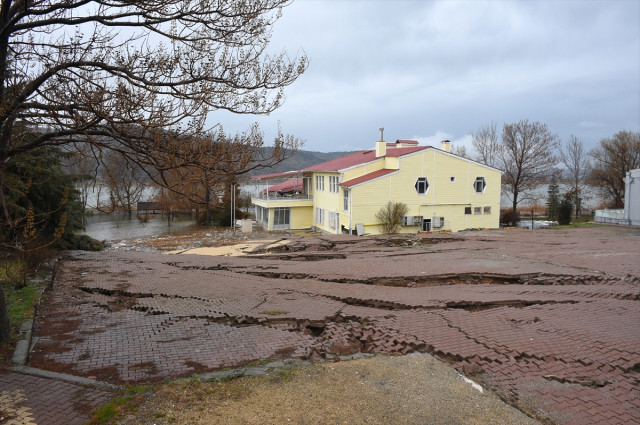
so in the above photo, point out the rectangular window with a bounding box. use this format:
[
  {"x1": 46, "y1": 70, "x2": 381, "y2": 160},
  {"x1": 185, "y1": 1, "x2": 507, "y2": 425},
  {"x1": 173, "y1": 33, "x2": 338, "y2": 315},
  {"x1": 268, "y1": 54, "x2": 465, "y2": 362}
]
[
  {"x1": 273, "y1": 207, "x2": 290, "y2": 228},
  {"x1": 316, "y1": 207, "x2": 324, "y2": 225},
  {"x1": 316, "y1": 175, "x2": 325, "y2": 191},
  {"x1": 329, "y1": 176, "x2": 339, "y2": 193},
  {"x1": 474, "y1": 207, "x2": 482, "y2": 215},
  {"x1": 343, "y1": 189, "x2": 349, "y2": 211},
  {"x1": 450, "y1": 176, "x2": 456, "y2": 183},
  {"x1": 257, "y1": 206, "x2": 268, "y2": 228},
  {"x1": 465, "y1": 207, "x2": 472, "y2": 215},
  {"x1": 484, "y1": 206, "x2": 491, "y2": 214},
  {"x1": 328, "y1": 211, "x2": 337, "y2": 229}
]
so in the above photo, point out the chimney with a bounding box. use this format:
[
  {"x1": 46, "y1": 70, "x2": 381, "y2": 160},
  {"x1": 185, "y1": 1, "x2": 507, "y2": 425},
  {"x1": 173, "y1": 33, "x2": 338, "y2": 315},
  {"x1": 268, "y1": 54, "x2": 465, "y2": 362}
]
[
  {"x1": 376, "y1": 127, "x2": 386, "y2": 157},
  {"x1": 440, "y1": 140, "x2": 451, "y2": 153}
]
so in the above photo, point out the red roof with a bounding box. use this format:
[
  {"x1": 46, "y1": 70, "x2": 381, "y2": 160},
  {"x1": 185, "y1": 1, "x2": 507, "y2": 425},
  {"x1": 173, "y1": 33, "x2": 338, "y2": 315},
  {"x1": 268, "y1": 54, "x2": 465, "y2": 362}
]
[
  {"x1": 260, "y1": 178, "x2": 303, "y2": 195},
  {"x1": 306, "y1": 146, "x2": 428, "y2": 172},
  {"x1": 395, "y1": 139, "x2": 419, "y2": 145},
  {"x1": 339, "y1": 169, "x2": 398, "y2": 187}
]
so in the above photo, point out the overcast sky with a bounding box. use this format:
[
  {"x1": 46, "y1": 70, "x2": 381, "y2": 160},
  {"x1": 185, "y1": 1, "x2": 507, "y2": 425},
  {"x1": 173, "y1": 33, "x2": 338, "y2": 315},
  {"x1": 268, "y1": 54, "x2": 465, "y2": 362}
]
[{"x1": 211, "y1": 0, "x2": 640, "y2": 156}]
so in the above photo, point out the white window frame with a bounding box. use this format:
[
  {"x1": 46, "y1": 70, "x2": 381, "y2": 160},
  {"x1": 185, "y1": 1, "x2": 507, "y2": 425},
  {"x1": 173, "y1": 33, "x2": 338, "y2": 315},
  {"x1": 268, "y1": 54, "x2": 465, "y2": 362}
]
[
  {"x1": 316, "y1": 207, "x2": 325, "y2": 225},
  {"x1": 474, "y1": 207, "x2": 482, "y2": 215},
  {"x1": 328, "y1": 211, "x2": 337, "y2": 229},
  {"x1": 329, "y1": 176, "x2": 339, "y2": 193},
  {"x1": 474, "y1": 177, "x2": 487, "y2": 194},
  {"x1": 484, "y1": 206, "x2": 491, "y2": 214},
  {"x1": 316, "y1": 175, "x2": 325, "y2": 191},
  {"x1": 273, "y1": 207, "x2": 291, "y2": 229},
  {"x1": 343, "y1": 189, "x2": 349, "y2": 211},
  {"x1": 415, "y1": 177, "x2": 429, "y2": 195}
]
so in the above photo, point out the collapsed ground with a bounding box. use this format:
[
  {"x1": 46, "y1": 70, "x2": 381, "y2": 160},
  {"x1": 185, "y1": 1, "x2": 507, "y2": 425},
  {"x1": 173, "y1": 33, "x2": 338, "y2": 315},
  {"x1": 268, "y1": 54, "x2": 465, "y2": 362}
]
[{"x1": 30, "y1": 226, "x2": 640, "y2": 425}]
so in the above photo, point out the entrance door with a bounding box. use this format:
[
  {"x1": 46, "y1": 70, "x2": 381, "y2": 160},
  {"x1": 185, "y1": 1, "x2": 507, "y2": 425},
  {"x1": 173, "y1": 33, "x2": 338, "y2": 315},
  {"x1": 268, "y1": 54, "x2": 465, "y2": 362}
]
[{"x1": 422, "y1": 218, "x2": 432, "y2": 232}]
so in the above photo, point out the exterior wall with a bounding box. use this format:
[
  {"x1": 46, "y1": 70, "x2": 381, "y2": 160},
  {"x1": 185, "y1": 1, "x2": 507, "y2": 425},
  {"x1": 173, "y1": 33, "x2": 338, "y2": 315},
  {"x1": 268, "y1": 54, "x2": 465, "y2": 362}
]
[
  {"x1": 345, "y1": 149, "x2": 501, "y2": 234},
  {"x1": 624, "y1": 169, "x2": 640, "y2": 226},
  {"x1": 252, "y1": 148, "x2": 501, "y2": 235},
  {"x1": 312, "y1": 172, "x2": 342, "y2": 234},
  {"x1": 341, "y1": 158, "x2": 385, "y2": 182},
  {"x1": 290, "y1": 206, "x2": 313, "y2": 229},
  {"x1": 251, "y1": 198, "x2": 314, "y2": 231}
]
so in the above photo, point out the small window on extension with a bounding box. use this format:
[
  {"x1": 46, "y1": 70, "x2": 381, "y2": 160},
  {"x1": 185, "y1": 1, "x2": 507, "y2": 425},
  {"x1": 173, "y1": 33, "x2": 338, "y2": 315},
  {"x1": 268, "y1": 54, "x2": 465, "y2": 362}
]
[
  {"x1": 465, "y1": 207, "x2": 472, "y2": 215},
  {"x1": 474, "y1": 207, "x2": 482, "y2": 215},
  {"x1": 484, "y1": 206, "x2": 491, "y2": 214}
]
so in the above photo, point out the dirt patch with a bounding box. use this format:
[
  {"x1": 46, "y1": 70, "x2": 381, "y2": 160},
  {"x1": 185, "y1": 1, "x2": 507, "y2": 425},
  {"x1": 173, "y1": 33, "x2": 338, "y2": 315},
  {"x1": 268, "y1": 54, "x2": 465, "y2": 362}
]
[{"x1": 115, "y1": 355, "x2": 538, "y2": 425}]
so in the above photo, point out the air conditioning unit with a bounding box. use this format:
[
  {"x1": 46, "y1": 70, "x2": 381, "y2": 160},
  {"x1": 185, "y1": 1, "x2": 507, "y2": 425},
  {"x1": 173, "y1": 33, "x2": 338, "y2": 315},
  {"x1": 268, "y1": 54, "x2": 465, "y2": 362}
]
[
  {"x1": 433, "y1": 216, "x2": 445, "y2": 228},
  {"x1": 403, "y1": 216, "x2": 423, "y2": 226}
]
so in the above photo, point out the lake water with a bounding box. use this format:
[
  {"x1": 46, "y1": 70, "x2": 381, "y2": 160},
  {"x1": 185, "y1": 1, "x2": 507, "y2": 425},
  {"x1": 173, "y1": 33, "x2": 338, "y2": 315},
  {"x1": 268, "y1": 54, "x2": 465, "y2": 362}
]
[{"x1": 81, "y1": 213, "x2": 197, "y2": 242}]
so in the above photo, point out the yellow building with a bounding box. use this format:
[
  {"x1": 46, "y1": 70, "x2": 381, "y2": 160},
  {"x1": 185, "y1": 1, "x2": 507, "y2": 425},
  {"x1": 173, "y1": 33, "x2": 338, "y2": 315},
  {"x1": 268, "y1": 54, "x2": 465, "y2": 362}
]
[{"x1": 251, "y1": 138, "x2": 502, "y2": 234}]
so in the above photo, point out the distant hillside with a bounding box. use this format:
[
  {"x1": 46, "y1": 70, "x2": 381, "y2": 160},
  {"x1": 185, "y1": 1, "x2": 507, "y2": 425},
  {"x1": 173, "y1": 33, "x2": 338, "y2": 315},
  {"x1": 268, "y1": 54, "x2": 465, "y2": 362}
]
[{"x1": 251, "y1": 148, "x2": 356, "y2": 176}]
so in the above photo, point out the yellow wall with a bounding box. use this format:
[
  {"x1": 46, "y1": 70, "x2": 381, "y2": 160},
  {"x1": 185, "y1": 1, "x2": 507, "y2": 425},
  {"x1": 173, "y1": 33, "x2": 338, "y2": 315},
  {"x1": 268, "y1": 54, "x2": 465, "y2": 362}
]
[
  {"x1": 253, "y1": 148, "x2": 501, "y2": 234},
  {"x1": 312, "y1": 172, "x2": 343, "y2": 234},
  {"x1": 345, "y1": 149, "x2": 501, "y2": 234},
  {"x1": 290, "y1": 206, "x2": 313, "y2": 229},
  {"x1": 341, "y1": 158, "x2": 385, "y2": 182}
]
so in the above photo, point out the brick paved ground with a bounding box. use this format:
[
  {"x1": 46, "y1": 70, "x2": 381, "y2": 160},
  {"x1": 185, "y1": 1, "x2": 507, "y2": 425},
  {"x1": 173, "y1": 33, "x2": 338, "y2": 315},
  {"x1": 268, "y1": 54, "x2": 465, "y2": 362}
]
[
  {"x1": 24, "y1": 226, "x2": 640, "y2": 424},
  {"x1": 0, "y1": 371, "x2": 114, "y2": 425}
]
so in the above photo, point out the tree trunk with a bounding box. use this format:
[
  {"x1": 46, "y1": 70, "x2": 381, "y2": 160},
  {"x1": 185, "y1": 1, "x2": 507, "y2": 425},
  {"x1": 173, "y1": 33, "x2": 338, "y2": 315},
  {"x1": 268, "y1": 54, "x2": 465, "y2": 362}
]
[{"x1": 0, "y1": 284, "x2": 10, "y2": 343}]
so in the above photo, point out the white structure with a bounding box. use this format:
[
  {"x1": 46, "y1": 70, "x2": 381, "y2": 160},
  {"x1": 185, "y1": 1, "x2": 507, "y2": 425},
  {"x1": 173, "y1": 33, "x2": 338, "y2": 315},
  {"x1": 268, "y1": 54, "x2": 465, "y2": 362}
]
[
  {"x1": 624, "y1": 169, "x2": 640, "y2": 226},
  {"x1": 595, "y1": 168, "x2": 640, "y2": 226}
]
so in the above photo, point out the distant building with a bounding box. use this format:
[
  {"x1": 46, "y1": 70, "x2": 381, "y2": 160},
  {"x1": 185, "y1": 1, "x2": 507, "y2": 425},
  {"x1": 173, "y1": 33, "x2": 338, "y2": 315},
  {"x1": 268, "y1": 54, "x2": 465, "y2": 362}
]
[
  {"x1": 594, "y1": 168, "x2": 640, "y2": 226},
  {"x1": 624, "y1": 169, "x2": 640, "y2": 226},
  {"x1": 251, "y1": 136, "x2": 502, "y2": 234}
]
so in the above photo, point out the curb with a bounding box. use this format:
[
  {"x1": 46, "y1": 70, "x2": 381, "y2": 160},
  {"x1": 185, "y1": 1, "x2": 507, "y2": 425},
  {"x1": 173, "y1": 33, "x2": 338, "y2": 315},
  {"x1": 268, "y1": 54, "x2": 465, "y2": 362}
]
[{"x1": 9, "y1": 365, "x2": 122, "y2": 391}]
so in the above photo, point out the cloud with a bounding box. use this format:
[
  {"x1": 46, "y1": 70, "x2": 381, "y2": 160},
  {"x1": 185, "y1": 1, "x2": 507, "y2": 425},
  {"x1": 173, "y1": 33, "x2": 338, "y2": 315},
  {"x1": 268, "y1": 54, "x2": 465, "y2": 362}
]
[{"x1": 206, "y1": 0, "x2": 640, "y2": 153}]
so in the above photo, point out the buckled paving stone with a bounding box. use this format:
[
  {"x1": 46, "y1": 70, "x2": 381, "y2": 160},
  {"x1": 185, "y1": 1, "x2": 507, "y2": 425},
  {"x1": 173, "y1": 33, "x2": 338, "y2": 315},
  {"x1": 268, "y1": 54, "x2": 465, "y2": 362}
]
[{"x1": 16, "y1": 227, "x2": 640, "y2": 424}]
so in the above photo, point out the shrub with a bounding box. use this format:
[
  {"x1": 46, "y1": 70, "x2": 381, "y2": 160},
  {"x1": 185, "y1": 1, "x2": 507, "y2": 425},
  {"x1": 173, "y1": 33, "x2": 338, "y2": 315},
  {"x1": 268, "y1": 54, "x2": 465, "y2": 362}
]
[
  {"x1": 375, "y1": 202, "x2": 409, "y2": 234},
  {"x1": 500, "y1": 209, "x2": 521, "y2": 226}
]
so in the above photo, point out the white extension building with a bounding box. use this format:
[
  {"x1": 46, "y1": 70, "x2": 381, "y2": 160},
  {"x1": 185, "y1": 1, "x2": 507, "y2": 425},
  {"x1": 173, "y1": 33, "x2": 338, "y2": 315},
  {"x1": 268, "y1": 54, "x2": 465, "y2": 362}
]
[
  {"x1": 595, "y1": 168, "x2": 640, "y2": 226},
  {"x1": 624, "y1": 169, "x2": 640, "y2": 226}
]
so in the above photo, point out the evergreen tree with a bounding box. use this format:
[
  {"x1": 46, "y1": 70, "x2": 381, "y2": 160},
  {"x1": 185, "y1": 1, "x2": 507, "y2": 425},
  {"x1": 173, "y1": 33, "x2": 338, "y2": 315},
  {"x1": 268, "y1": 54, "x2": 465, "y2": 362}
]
[
  {"x1": 546, "y1": 183, "x2": 560, "y2": 221},
  {"x1": 558, "y1": 198, "x2": 573, "y2": 225}
]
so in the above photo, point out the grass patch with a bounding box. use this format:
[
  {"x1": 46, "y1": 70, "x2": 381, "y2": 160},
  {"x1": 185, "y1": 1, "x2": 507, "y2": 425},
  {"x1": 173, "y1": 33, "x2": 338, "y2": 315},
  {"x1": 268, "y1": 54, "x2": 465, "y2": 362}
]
[
  {"x1": 1, "y1": 277, "x2": 44, "y2": 342},
  {"x1": 546, "y1": 216, "x2": 597, "y2": 229},
  {"x1": 89, "y1": 385, "x2": 151, "y2": 424}
]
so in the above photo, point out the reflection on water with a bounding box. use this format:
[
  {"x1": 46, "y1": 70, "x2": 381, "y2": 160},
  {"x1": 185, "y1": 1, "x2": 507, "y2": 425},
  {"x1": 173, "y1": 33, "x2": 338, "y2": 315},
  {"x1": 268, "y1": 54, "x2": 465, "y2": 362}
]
[{"x1": 81, "y1": 213, "x2": 197, "y2": 241}]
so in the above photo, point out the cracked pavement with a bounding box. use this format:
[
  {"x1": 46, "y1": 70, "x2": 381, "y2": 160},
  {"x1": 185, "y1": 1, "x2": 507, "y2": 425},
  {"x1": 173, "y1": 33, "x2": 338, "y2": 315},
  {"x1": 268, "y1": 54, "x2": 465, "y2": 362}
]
[{"x1": 27, "y1": 226, "x2": 640, "y2": 424}]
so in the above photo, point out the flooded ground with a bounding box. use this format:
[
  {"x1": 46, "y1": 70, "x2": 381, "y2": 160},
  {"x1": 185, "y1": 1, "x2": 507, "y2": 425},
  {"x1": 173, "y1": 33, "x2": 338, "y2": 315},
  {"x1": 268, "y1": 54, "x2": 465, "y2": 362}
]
[{"x1": 81, "y1": 213, "x2": 197, "y2": 242}]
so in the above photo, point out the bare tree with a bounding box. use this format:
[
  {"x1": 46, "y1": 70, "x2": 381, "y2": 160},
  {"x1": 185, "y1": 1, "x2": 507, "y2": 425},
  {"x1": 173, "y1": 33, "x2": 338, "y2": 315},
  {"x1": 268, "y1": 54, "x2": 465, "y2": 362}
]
[
  {"x1": 0, "y1": 0, "x2": 307, "y2": 343},
  {"x1": 0, "y1": 0, "x2": 307, "y2": 229},
  {"x1": 452, "y1": 144, "x2": 469, "y2": 159},
  {"x1": 471, "y1": 122, "x2": 500, "y2": 167},
  {"x1": 589, "y1": 131, "x2": 640, "y2": 208},
  {"x1": 98, "y1": 151, "x2": 147, "y2": 216},
  {"x1": 375, "y1": 201, "x2": 409, "y2": 234},
  {"x1": 560, "y1": 135, "x2": 589, "y2": 217},
  {"x1": 499, "y1": 120, "x2": 560, "y2": 215}
]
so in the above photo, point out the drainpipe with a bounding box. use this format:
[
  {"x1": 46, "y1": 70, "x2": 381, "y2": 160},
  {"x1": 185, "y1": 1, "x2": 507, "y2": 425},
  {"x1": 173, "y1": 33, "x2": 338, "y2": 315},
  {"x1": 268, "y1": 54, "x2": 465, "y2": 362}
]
[{"x1": 349, "y1": 189, "x2": 353, "y2": 234}]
